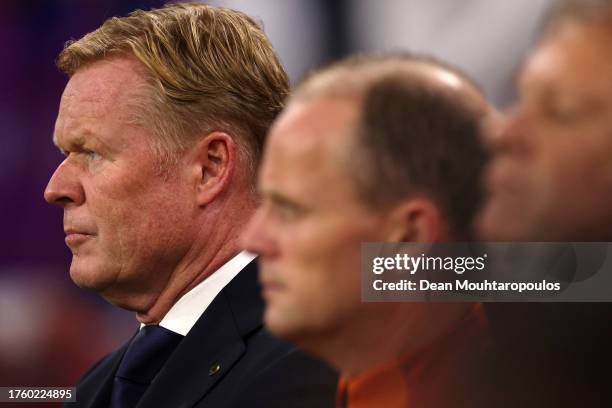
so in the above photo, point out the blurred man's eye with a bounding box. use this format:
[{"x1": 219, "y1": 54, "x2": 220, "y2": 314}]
[
  {"x1": 526, "y1": 89, "x2": 586, "y2": 125},
  {"x1": 271, "y1": 201, "x2": 306, "y2": 222},
  {"x1": 544, "y1": 99, "x2": 584, "y2": 123}
]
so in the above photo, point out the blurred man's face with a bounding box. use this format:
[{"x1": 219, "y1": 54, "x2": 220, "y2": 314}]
[
  {"x1": 242, "y1": 98, "x2": 390, "y2": 343},
  {"x1": 44, "y1": 56, "x2": 197, "y2": 308},
  {"x1": 479, "y1": 20, "x2": 612, "y2": 240}
]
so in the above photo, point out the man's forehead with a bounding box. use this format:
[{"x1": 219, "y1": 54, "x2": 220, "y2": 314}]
[
  {"x1": 60, "y1": 56, "x2": 147, "y2": 115},
  {"x1": 259, "y1": 98, "x2": 359, "y2": 194},
  {"x1": 526, "y1": 21, "x2": 612, "y2": 82},
  {"x1": 269, "y1": 98, "x2": 359, "y2": 151},
  {"x1": 54, "y1": 56, "x2": 149, "y2": 147}
]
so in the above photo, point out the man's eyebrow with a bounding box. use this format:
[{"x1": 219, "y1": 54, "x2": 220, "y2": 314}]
[
  {"x1": 52, "y1": 132, "x2": 88, "y2": 151},
  {"x1": 52, "y1": 133, "x2": 68, "y2": 154},
  {"x1": 262, "y1": 189, "x2": 303, "y2": 209}
]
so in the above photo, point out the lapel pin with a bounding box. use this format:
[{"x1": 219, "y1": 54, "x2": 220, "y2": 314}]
[{"x1": 209, "y1": 363, "x2": 221, "y2": 376}]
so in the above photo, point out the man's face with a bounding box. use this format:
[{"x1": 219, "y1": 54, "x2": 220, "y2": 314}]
[
  {"x1": 45, "y1": 57, "x2": 197, "y2": 308},
  {"x1": 479, "y1": 21, "x2": 612, "y2": 240},
  {"x1": 242, "y1": 98, "x2": 390, "y2": 343}
]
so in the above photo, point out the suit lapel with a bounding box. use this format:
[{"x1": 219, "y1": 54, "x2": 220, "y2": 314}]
[
  {"x1": 136, "y1": 260, "x2": 263, "y2": 408},
  {"x1": 75, "y1": 334, "x2": 133, "y2": 408}
]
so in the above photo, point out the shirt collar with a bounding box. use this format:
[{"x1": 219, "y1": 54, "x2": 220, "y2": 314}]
[{"x1": 141, "y1": 250, "x2": 257, "y2": 336}]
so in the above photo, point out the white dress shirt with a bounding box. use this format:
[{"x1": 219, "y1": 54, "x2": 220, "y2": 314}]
[{"x1": 141, "y1": 251, "x2": 257, "y2": 336}]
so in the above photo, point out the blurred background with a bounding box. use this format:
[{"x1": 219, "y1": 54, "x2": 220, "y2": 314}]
[{"x1": 1, "y1": 0, "x2": 554, "y2": 406}]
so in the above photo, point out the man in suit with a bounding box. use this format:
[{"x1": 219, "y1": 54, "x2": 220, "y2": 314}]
[
  {"x1": 44, "y1": 3, "x2": 336, "y2": 407},
  {"x1": 241, "y1": 54, "x2": 494, "y2": 407}
]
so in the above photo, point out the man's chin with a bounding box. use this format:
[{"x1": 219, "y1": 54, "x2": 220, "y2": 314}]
[
  {"x1": 264, "y1": 307, "x2": 303, "y2": 340},
  {"x1": 69, "y1": 262, "x2": 116, "y2": 292},
  {"x1": 264, "y1": 306, "x2": 328, "y2": 347},
  {"x1": 476, "y1": 200, "x2": 527, "y2": 241}
]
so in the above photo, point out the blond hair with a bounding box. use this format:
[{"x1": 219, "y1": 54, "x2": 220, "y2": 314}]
[{"x1": 57, "y1": 2, "x2": 289, "y2": 175}]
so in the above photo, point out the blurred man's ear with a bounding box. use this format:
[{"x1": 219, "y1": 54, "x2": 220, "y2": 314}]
[
  {"x1": 384, "y1": 198, "x2": 447, "y2": 243},
  {"x1": 190, "y1": 131, "x2": 237, "y2": 206}
]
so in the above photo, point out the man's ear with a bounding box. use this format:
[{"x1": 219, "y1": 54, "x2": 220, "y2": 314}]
[
  {"x1": 385, "y1": 198, "x2": 447, "y2": 242},
  {"x1": 191, "y1": 131, "x2": 237, "y2": 206}
]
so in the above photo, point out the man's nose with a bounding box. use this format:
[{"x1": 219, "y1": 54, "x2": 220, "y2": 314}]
[
  {"x1": 490, "y1": 108, "x2": 532, "y2": 157},
  {"x1": 44, "y1": 160, "x2": 85, "y2": 206},
  {"x1": 241, "y1": 208, "x2": 278, "y2": 258}
]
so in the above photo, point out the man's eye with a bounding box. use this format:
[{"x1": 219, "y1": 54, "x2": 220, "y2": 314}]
[
  {"x1": 545, "y1": 104, "x2": 581, "y2": 123},
  {"x1": 273, "y1": 203, "x2": 305, "y2": 221},
  {"x1": 278, "y1": 206, "x2": 298, "y2": 219},
  {"x1": 83, "y1": 149, "x2": 101, "y2": 160}
]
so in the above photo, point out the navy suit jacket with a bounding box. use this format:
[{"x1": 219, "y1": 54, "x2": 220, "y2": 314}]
[{"x1": 67, "y1": 260, "x2": 337, "y2": 408}]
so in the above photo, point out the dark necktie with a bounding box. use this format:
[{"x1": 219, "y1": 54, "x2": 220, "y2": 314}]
[{"x1": 111, "y1": 325, "x2": 183, "y2": 408}]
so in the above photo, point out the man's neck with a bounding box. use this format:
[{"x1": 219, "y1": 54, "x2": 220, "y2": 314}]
[
  {"x1": 136, "y1": 199, "x2": 255, "y2": 324},
  {"x1": 136, "y1": 244, "x2": 241, "y2": 325},
  {"x1": 305, "y1": 303, "x2": 476, "y2": 379}
]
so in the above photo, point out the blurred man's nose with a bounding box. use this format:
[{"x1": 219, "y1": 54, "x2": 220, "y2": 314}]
[
  {"x1": 241, "y1": 208, "x2": 278, "y2": 258},
  {"x1": 489, "y1": 107, "x2": 532, "y2": 157},
  {"x1": 44, "y1": 161, "x2": 84, "y2": 206}
]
